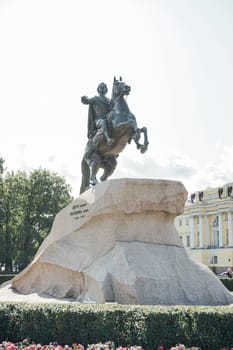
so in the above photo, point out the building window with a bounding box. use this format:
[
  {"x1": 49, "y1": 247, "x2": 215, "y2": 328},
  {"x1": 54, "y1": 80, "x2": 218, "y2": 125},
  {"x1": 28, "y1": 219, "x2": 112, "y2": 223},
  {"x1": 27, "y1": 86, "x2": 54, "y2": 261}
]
[
  {"x1": 213, "y1": 216, "x2": 219, "y2": 227},
  {"x1": 226, "y1": 229, "x2": 229, "y2": 246},
  {"x1": 186, "y1": 218, "x2": 189, "y2": 226},
  {"x1": 216, "y1": 231, "x2": 219, "y2": 247},
  {"x1": 180, "y1": 236, "x2": 182, "y2": 241},
  {"x1": 179, "y1": 219, "x2": 182, "y2": 226},
  {"x1": 197, "y1": 232, "x2": 200, "y2": 247},
  {"x1": 210, "y1": 255, "x2": 218, "y2": 264},
  {"x1": 186, "y1": 235, "x2": 190, "y2": 247}
]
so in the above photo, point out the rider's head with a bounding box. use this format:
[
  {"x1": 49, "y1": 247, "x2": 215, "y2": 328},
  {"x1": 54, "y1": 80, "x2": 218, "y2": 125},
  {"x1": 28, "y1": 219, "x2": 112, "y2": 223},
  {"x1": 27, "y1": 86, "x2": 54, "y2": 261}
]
[{"x1": 97, "y1": 82, "x2": 108, "y2": 95}]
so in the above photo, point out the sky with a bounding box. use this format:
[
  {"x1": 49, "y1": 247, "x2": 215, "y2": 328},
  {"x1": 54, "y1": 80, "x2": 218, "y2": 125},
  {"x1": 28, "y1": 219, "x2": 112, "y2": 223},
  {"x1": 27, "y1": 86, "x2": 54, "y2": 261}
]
[{"x1": 0, "y1": 0, "x2": 233, "y2": 198}]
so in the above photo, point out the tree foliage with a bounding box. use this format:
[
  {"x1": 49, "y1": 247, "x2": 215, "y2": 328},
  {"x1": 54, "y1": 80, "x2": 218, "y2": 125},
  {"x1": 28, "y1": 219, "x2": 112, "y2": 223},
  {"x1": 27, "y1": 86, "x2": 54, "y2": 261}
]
[{"x1": 0, "y1": 161, "x2": 72, "y2": 272}]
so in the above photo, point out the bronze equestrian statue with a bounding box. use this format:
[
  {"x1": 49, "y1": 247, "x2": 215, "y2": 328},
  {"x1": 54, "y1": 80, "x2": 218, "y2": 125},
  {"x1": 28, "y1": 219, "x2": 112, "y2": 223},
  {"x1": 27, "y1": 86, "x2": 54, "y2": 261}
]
[{"x1": 80, "y1": 77, "x2": 149, "y2": 194}]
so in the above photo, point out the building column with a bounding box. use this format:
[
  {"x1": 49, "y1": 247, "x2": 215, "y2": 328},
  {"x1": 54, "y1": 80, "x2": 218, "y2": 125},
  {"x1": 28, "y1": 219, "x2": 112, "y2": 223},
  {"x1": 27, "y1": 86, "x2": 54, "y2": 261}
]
[
  {"x1": 205, "y1": 215, "x2": 210, "y2": 247},
  {"x1": 228, "y1": 211, "x2": 233, "y2": 247},
  {"x1": 190, "y1": 216, "x2": 195, "y2": 248},
  {"x1": 198, "y1": 215, "x2": 203, "y2": 248},
  {"x1": 218, "y1": 212, "x2": 223, "y2": 247}
]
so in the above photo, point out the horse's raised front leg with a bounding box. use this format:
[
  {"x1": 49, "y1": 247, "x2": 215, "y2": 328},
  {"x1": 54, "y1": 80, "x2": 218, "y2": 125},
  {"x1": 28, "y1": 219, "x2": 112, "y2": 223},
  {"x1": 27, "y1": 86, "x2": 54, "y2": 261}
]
[
  {"x1": 133, "y1": 127, "x2": 149, "y2": 153},
  {"x1": 140, "y1": 127, "x2": 149, "y2": 152}
]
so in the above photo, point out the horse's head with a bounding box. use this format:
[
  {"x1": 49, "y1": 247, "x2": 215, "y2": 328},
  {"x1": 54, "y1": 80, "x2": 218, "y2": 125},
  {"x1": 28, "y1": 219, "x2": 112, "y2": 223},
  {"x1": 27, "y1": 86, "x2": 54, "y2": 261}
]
[{"x1": 112, "y1": 76, "x2": 131, "y2": 100}]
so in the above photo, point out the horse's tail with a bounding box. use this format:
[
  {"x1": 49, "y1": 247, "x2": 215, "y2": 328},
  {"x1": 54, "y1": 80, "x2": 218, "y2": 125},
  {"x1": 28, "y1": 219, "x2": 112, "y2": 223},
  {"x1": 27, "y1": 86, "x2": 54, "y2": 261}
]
[{"x1": 80, "y1": 157, "x2": 90, "y2": 194}]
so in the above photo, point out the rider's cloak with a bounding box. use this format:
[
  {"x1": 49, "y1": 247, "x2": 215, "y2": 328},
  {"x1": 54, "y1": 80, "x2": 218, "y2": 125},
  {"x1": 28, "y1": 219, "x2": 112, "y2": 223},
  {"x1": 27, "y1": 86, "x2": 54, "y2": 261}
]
[{"x1": 87, "y1": 96, "x2": 112, "y2": 139}]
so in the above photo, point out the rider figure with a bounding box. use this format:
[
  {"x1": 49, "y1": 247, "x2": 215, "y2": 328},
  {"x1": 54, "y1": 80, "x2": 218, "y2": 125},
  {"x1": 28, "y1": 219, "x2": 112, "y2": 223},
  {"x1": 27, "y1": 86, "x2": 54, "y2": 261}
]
[{"x1": 81, "y1": 82, "x2": 114, "y2": 145}]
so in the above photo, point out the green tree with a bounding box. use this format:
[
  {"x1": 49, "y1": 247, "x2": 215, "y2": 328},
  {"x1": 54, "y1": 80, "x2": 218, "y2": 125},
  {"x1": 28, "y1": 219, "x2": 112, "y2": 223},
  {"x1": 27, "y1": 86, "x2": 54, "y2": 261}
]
[
  {"x1": 2, "y1": 171, "x2": 27, "y2": 272},
  {"x1": 15, "y1": 169, "x2": 73, "y2": 270},
  {"x1": 0, "y1": 157, "x2": 4, "y2": 174},
  {"x1": 0, "y1": 158, "x2": 5, "y2": 269},
  {"x1": 0, "y1": 166, "x2": 72, "y2": 272}
]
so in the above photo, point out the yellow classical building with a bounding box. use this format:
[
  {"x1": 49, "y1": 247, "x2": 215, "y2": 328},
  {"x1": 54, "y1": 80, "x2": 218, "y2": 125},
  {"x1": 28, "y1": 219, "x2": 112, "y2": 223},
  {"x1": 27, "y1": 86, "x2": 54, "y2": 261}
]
[{"x1": 175, "y1": 182, "x2": 233, "y2": 273}]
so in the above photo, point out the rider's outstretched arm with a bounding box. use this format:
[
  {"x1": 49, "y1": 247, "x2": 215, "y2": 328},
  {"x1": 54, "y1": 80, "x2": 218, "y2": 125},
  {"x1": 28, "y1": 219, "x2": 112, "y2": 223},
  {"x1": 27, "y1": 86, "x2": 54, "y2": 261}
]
[{"x1": 81, "y1": 96, "x2": 95, "y2": 105}]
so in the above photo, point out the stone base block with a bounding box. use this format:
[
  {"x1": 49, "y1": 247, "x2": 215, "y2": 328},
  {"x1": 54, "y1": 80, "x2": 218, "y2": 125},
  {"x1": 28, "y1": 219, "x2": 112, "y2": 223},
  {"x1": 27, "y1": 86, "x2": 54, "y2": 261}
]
[{"x1": 11, "y1": 179, "x2": 233, "y2": 305}]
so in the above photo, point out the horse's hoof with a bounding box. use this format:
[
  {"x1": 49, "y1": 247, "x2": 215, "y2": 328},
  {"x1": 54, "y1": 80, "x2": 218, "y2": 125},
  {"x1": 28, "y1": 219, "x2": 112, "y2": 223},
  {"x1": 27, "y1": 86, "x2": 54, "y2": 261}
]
[{"x1": 90, "y1": 177, "x2": 98, "y2": 186}]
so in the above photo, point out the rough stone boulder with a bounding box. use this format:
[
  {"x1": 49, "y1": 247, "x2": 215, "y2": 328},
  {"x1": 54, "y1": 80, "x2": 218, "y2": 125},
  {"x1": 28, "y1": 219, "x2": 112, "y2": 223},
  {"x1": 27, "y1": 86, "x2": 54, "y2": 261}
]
[{"x1": 12, "y1": 178, "x2": 233, "y2": 305}]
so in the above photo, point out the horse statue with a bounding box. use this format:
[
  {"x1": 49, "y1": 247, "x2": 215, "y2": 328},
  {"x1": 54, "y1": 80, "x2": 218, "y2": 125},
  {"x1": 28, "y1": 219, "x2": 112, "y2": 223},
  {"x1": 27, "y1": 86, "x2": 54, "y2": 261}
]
[{"x1": 80, "y1": 77, "x2": 149, "y2": 194}]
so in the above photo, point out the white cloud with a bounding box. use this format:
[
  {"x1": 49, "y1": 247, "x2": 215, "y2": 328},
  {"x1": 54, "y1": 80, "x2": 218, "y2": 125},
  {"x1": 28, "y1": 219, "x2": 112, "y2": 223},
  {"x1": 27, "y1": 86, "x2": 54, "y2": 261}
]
[
  {"x1": 186, "y1": 144, "x2": 233, "y2": 192},
  {"x1": 113, "y1": 148, "x2": 197, "y2": 185},
  {"x1": 113, "y1": 144, "x2": 233, "y2": 197}
]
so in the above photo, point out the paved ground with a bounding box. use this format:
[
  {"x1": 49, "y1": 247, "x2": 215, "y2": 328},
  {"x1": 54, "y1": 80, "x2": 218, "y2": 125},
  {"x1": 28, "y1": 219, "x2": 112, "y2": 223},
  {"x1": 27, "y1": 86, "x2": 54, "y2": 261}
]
[
  {"x1": 1, "y1": 281, "x2": 232, "y2": 306},
  {"x1": 0, "y1": 282, "x2": 77, "y2": 303}
]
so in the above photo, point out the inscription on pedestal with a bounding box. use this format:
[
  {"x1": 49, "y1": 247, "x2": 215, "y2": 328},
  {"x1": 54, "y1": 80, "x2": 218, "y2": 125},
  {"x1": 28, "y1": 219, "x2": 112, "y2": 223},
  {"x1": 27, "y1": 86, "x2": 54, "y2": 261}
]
[{"x1": 70, "y1": 202, "x2": 89, "y2": 220}]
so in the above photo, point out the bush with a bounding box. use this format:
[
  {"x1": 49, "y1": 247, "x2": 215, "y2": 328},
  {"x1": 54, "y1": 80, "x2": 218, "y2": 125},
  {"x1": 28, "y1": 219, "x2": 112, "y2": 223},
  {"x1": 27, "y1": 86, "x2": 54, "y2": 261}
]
[
  {"x1": 0, "y1": 275, "x2": 15, "y2": 284},
  {"x1": 0, "y1": 303, "x2": 233, "y2": 350},
  {"x1": 219, "y1": 278, "x2": 233, "y2": 291}
]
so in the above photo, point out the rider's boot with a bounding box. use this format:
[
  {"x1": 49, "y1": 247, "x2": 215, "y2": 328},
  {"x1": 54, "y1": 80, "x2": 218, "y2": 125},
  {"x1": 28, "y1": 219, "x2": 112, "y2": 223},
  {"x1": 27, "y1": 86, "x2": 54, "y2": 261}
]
[{"x1": 101, "y1": 122, "x2": 115, "y2": 145}]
